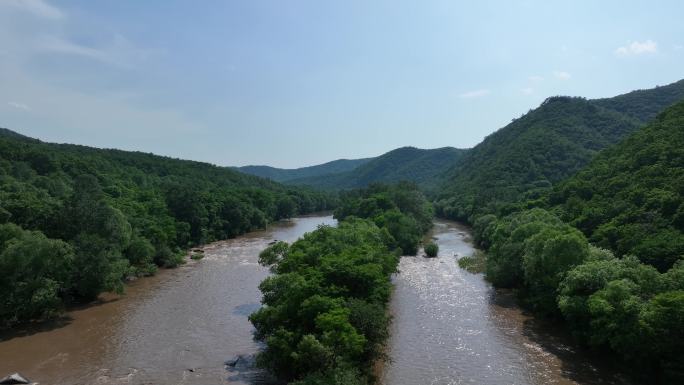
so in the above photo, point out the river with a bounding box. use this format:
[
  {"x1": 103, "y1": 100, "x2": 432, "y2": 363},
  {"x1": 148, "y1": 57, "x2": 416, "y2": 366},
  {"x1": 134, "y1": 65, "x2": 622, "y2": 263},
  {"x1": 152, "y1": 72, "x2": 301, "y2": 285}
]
[
  {"x1": 1, "y1": 216, "x2": 633, "y2": 385},
  {"x1": 0, "y1": 215, "x2": 336, "y2": 385},
  {"x1": 380, "y1": 219, "x2": 632, "y2": 385}
]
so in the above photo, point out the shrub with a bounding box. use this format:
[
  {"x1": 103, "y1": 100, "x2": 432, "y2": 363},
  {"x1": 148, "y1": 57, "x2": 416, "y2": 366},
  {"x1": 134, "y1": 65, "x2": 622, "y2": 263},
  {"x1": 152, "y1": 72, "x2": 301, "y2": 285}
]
[{"x1": 424, "y1": 242, "x2": 438, "y2": 257}]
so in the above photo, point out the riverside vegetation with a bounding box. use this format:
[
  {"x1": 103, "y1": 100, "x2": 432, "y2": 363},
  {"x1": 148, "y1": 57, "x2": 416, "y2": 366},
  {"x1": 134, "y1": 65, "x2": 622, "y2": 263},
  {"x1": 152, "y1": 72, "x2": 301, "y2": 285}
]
[
  {"x1": 0, "y1": 128, "x2": 334, "y2": 328},
  {"x1": 442, "y1": 98, "x2": 684, "y2": 383},
  {"x1": 250, "y1": 183, "x2": 433, "y2": 385},
  {"x1": 1, "y1": 78, "x2": 683, "y2": 384}
]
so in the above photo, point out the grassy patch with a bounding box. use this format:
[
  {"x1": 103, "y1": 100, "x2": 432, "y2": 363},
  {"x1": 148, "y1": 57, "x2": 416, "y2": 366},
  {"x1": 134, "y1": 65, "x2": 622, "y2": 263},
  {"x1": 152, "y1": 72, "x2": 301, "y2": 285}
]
[{"x1": 457, "y1": 250, "x2": 486, "y2": 274}]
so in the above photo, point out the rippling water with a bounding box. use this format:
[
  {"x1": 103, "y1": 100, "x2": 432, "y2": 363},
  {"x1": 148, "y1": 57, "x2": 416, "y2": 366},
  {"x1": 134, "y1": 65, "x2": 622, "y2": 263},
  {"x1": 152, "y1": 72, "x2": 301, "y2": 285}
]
[
  {"x1": 1, "y1": 217, "x2": 634, "y2": 385},
  {"x1": 381, "y1": 219, "x2": 632, "y2": 385},
  {"x1": 0, "y1": 215, "x2": 336, "y2": 385}
]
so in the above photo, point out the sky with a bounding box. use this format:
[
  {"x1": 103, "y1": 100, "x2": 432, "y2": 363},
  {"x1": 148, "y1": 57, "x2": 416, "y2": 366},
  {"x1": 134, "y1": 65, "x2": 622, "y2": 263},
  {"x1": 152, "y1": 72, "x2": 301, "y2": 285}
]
[{"x1": 1, "y1": 0, "x2": 683, "y2": 168}]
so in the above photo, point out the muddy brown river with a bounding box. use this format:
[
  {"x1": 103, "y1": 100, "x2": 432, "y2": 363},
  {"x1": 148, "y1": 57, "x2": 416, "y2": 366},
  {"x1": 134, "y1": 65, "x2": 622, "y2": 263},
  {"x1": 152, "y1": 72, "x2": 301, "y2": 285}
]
[
  {"x1": 0, "y1": 215, "x2": 336, "y2": 385},
  {"x1": 380, "y1": 219, "x2": 632, "y2": 385},
  {"x1": 1, "y1": 216, "x2": 633, "y2": 385}
]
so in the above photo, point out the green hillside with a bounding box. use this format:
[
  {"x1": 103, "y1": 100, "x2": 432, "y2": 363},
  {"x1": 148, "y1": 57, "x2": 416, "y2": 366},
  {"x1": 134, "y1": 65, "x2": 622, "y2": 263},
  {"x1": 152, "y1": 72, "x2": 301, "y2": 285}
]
[
  {"x1": 436, "y1": 79, "x2": 684, "y2": 222},
  {"x1": 0, "y1": 128, "x2": 333, "y2": 327},
  {"x1": 472, "y1": 100, "x2": 684, "y2": 384},
  {"x1": 236, "y1": 157, "x2": 372, "y2": 182},
  {"x1": 549, "y1": 100, "x2": 684, "y2": 272},
  {"x1": 592, "y1": 79, "x2": 684, "y2": 123},
  {"x1": 288, "y1": 146, "x2": 468, "y2": 190}
]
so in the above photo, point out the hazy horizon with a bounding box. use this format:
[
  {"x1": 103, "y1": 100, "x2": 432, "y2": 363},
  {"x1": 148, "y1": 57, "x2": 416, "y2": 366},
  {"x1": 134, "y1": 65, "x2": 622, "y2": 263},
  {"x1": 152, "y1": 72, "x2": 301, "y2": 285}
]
[{"x1": 1, "y1": 0, "x2": 683, "y2": 168}]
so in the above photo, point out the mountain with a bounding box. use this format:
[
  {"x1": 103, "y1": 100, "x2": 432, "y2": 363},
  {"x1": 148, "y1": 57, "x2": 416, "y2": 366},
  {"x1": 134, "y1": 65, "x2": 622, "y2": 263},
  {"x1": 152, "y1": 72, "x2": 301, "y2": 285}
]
[
  {"x1": 436, "y1": 79, "x2": 684, "y2": 222},
  {"x1": 287, "y1": 146, "x2": 468, "y2": 190},
  {"x1": 548, "y1": 99, "x2": 684, "y2": 271},
  {"x1": 592, "y1": 79, "x2": 684, "y2": 123},
  {"x1": 236, "y1": 158, "x2": 371, "y2": 182},
  {"x1": 0, "y1": 127, "x2": 333, "y2": 326}
]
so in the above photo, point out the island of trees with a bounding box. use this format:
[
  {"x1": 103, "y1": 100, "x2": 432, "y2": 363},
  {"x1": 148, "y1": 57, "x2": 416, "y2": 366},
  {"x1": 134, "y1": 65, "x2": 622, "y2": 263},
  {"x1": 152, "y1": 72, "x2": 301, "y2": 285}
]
[{"x1": 250, "y1": 183, "x2": 433, "y2": 384}]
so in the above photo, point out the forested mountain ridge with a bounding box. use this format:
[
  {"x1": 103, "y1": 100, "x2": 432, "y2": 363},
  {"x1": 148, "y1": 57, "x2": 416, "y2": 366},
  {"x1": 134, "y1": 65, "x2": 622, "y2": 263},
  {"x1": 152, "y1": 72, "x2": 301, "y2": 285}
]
[
  {"x1": 548, "y1": 99, "x2": 684, "y2": 272},
  {"x1": 472, "y1": 100, "x2": 684, "y2": 384},
  {"x1": 236, "y1": 157, "x2": 372, "y2": 182},
  {"x1": 0, "y1": 127, "x2": 334, "y2": 327},
  {"x1": 437, "y1": 79, "x2": 684, "y2": 222},
  {"x1": 592, "y1": 78, "x2": 684, "y2": 123},
  {"x1": 287, "y1": 146, "x2": 468, "y2": 190}
]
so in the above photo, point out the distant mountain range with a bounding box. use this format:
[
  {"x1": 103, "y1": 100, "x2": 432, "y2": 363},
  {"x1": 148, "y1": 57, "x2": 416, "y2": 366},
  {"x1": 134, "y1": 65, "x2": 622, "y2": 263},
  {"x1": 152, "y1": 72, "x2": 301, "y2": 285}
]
[
  {"x1": 237, "y1": 79, "x2": 684, "y2": 199},
  {"x1": 436, "y1": 78, "x2": 684, "y2": 221},
  {"x1": 238, "y1": 146, "x2": 468, "y2": 190},
  {"x1": 286, "y1": 146, "x2": 468, "y2": 190},
  {"x1": 236, "y1": 158, "x2": 372, "y2": 183}
]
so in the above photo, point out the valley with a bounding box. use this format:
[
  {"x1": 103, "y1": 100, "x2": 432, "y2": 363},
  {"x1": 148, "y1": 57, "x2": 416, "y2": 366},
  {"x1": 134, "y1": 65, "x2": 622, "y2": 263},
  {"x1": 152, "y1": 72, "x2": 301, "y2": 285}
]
[{"x1": 2, "y1": 79, "x2": 683, "y2": 384}]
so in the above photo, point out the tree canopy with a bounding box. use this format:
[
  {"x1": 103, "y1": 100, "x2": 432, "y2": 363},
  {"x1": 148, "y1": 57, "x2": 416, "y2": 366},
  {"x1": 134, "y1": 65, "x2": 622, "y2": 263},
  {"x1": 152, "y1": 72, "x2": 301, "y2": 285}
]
[
  {"x1": 251, "y1": 183, "x2": 433, "y2": 384},
  {"x1": 0, "y1": 128, "x2": 334, "y2": 327}
]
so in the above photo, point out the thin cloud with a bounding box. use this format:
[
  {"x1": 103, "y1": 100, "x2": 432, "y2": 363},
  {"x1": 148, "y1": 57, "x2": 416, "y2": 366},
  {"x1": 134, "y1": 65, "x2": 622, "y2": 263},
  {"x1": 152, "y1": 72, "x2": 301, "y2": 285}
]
[
  {"x1": 38, "y1": 34, "x2": 155, "y2": 69},
  {"x1": 459, "y1": 89, "x2": 490, "y2": 99},
  {"x1": 674, "y1": 44, "x2": 684, "y2": 51},
  {"x1": 615, "y1": 40, "x2": 658, "y2": 56},
  {"x1": 528, "y1": 75, "x2": 544, "y2": 82},
  {"x1": 8, "y1": 101, "x2": 31, "y2": 111},
  {"x1": 553, "y1": 71, "x2": 571, "y2": 80},
  {"x1": 1, "y1": 0, "x2": 64, "y2": 19},
  {"x1": 521, "y1": 88, "x2": 534, "y2": 95}
]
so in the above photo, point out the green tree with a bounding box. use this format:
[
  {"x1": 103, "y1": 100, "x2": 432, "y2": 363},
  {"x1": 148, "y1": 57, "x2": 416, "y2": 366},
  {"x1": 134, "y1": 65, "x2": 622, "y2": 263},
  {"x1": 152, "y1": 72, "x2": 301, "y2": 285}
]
[{"x1": 0, "y1": 224, "x2": 74, "y2": 327}]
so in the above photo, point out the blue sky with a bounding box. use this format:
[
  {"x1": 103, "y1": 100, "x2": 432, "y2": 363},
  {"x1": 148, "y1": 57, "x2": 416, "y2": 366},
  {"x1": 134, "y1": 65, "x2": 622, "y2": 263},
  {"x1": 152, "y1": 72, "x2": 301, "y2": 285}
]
[{"x1": 1, "y1": 0, "x2": 682, "y2": 168}]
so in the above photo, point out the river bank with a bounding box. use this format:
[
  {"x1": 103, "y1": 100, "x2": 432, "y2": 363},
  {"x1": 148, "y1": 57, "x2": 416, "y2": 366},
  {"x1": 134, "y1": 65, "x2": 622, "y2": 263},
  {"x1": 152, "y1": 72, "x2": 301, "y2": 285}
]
[
  {"x1": 0, "y1": 215, "x2": 336, "y2": 385},
  {"x1": 380, "y1": 219, "x2": 633, "y2": 385}
]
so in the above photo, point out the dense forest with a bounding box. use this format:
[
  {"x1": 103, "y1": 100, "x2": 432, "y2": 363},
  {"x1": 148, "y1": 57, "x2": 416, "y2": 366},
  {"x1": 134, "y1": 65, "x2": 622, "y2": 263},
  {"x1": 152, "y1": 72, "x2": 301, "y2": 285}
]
[
  {"x1": 468, "y1": 101, "x2": 684, "y2": 383},
  {"x1": 250, "y1": 183, "x2": 433, "y2": 384},
  {"x1": 548, "y1": 101, "x2": 684, "y2": 272},
  {"x1": 0, "y1": 128, "x2": 334, "y2": 328},
  {"x1": 288, "y1": 146, "x2": 468, "y2": 191},
  {"x1": 237, "y1": 158, "x2": 372, "y2": 183},
  {"x1": 2, "y1": 75, "x2": 683, "y2": 383},
  {"x1": 436, "y1": 79, "x2": 684, "y2": 222}
]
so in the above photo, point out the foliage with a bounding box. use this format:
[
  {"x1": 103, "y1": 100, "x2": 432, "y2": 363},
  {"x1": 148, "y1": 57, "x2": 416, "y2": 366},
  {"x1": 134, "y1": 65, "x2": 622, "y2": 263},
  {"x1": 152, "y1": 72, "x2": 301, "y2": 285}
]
[
  {"x1": 478, "y1": 206, "x2": 683, "y2": 380},
  {"x1": 457, "y1": 98, "x2": 684, "y2": 382},
  {"x1": 457, "y1": 250, "x2": 486, "y2": 274},
  {"x1": 436, "y1": 79, "x2": 684, "y2": 224},
  {"x1": 333, "y1": 182, "x2": 434, "y2": 255},
  {"x1": 0, "y1": 224, "x2": 74, "y2": 327},
  {"x1": 0, "y1": 128, "x2": 335, "y2": 327},
  {"x1": 549, "y1": 100, "x2": 684, "y2": 271},
  {"x1": 592, "y1": 79, "x2": 684, "y2": 123},
  {"x1": 424, "y1": 242, "x2": 438, "y2": 257},
  {"x1": 251, "y1": 183, "x2": 432, "y2": 384}
]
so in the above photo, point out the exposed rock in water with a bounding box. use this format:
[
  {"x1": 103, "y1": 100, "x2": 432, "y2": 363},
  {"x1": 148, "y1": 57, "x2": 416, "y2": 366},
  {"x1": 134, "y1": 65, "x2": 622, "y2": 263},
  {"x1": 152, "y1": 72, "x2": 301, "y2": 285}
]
[
  {"x1": 224, "y1": 355, "x2": 242, "y2": 367},
  {"x1": 0, "y1": 373, "x2": 34, "y2": 385}
]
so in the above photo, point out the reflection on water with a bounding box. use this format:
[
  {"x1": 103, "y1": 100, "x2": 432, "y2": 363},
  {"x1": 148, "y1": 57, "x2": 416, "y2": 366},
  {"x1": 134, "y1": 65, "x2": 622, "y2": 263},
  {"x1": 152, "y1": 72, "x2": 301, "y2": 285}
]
[
  {"x1": 0, "y1": 215, "x2": 335, "y2": 385},
  {"x1": 381, "y1": 219, "x2": 632, "y2": 385}
]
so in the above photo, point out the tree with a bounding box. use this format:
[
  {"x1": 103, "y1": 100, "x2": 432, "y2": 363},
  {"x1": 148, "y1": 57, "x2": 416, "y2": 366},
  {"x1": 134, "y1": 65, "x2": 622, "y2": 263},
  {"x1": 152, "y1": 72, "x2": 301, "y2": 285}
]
[{"x1": 0, "y1": 225, "x2": 74, "y2": 327}]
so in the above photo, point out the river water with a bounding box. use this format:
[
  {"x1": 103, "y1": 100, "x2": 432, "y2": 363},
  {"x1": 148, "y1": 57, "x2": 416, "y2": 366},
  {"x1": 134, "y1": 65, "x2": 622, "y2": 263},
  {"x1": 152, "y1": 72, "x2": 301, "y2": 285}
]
[
  {"x1": 1, "y1": 216, "x2": 633, "y2": 385},
  {"x1": 380, "y1": 219, "x2": 632, "y2": 385},
  {"x1": 0, "y1": 215, "x2": 336, "y2": 385}
]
